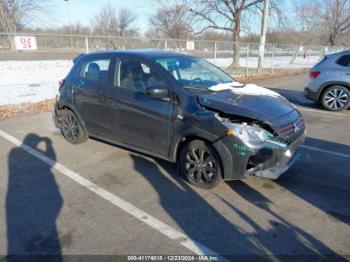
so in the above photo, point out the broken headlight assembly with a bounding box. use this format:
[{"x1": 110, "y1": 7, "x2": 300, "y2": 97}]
[{"x1": 224, "y1": 122, "x2": 287, "y2": 148}]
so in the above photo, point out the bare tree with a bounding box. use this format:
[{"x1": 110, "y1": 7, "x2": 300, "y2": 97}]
[
  {"x1": 144, "y1": 27, "x2": 163, "y2": 39},
  {"x1": 0, "y1": 0, "x2": 51, "y2": 49},
  {"x1": 323, "y1": 0, "x2": 350, "y2": 46},
  {"x1": 117, "y1": 7, "x2": 137, "y2": 37},
  {"x1": 90, "y1": 3, "x2": 119, "y2": 36},
  {"x1": 296, "y1": 0, "x2": 350, "y2": 46},
  {"x1": 199, "y1": 30, "x2": 231, "y2": 40},
  {"x1": 185, "y1": 0, "x2": 264, "y2": 68},
  {"x1": 91, "y1": 4, "x2": 137, "y2": 37},
  {"x1": 0, "y1": 0, "x2": 51, "y2": 33},
  {"x1": 149, "y1": 4, "x2": 193, "y2": 39}
]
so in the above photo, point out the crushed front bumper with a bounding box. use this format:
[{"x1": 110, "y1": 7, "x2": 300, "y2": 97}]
[
  {"x1": 245, "y1": 131, "x2": 305, "y2": 179},
  {"x1": 248, "y1": 151, "x2": 301, "y2": 179},
  {"x1": 213, "y1": 130, "x2": 305, "y2": 181}
]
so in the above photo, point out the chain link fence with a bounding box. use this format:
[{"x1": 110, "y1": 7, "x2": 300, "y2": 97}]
[
  {"x1": 1, "y1": 32, "x2": 347, "y2": 69},
  {"x1": 0, "y1": 32, "x2": 348, "y2": 105}
]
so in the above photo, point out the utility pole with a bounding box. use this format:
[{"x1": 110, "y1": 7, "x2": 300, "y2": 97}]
[{"x1": 257, "y1": 0, "x2": 270, "y2": 74}]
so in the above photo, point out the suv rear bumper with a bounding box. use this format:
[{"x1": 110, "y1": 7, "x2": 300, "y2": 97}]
[{"x1": 304, "y1": 87, "x2": 319, "y2": 100}]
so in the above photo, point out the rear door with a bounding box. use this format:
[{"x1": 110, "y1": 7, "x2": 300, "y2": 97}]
[
  {"x1": 73, "y1": 55, "x2": 114, "y2": 137},
  {"x1": 106, "y1": 55, "x2": 173, "y2": 157}
]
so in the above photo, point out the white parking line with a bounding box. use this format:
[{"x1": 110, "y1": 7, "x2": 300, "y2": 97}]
[
  {"x1": 297, "y1": 107, "x2": 349, "y2": 117},
  {"x1": 301, "y1": 145, "x2": 350, "y2": 159},
  {"x1": 0, "y1": 129, "x2": 223, "y2": 258}
]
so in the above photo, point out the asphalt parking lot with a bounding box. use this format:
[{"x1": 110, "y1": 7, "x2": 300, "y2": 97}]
[{"x1": 0, "y1": 74, "x2": 349, "y2": 260}]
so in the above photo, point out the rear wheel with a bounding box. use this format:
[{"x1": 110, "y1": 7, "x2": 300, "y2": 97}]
[
  {"x1": 321, "y1": 85, "x2": 350, "y2": 111},
  {"x1": 179, "y1": 140, "x2": 223, "y2": 189},
  {"x1": 60, "y1": 109, "x2": 87, "y2": 144}
]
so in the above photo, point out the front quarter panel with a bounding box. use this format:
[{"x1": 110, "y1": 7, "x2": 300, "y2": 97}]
[{"x1": 169, "y1": 92, "x2": 228, "y2": 161}]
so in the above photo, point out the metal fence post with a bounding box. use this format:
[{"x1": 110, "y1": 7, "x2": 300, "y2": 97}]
[
  {"x1": 214, "y1": 41, "x2": 217, "y2": 65},
  {"x1": 290, "y1": 49, "x2": 295, "y2": 71},
  {"x1": 246, "y1": 43, "x2": 249, "y2": 77},
  {"x1": 165, "y1": 39, "x2": 168, "y2": 50},
  {"x1": 271, "y1": 44, "x2": 275, "y2": 73},
  {"x1": 85, "y1": 36, "x2": 89, "y2": 53}
]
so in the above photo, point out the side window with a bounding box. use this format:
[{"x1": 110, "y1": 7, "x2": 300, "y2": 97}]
[
  {"x1": 80, "y1": 58, "x2": 111, "y2": 83},
  {"x1": 336, "y1": 55, "x2": 350, "y2": 67},
  {"x1": 116, "y1": 58, "x2": 167, "y2": 92}
]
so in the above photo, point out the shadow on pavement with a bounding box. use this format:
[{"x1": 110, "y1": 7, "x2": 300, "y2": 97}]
[
  {"x1": 130, "y1": 151, "x2": 345, "y2": 260},
  {"x1": 276, "y1": 137, "x2": 350, "y2": 226},
  {"x1": 269, "y1": 87, "x2": 319, "y2": 109},
  {"x1": 269, "y1": 87, "x2": 350, "y2": 113},
  {"x1": 6, "y1": 133, "x2": 63, "y2": 261}
]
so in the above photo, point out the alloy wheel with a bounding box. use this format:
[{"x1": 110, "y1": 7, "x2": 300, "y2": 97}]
[
  {"x1": 62, "y1": 113, "x2": 80, "y2": 142},
  {"x1": 185, "y1": 147, "x2": 218, "y2": 184},
  {"x1": 324, "y1": 88, "x2": 349, "y2": 110}
]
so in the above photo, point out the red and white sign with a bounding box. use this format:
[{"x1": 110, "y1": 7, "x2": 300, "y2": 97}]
[{"x1": 14, "y1": 36, "x2": 37, "y2": 51}]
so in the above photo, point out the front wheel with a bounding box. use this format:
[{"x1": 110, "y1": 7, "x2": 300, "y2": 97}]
[
  {"x1": 179, "y1": 140, "x2": 223, "y2": 189},
  {"x1": 321, "y1": 86, "x2": 350, "y2": 111}
]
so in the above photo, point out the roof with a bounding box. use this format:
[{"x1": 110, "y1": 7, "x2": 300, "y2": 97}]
[
  {"x1": 81, "y1": 49, "x2": 193, "y2": 60},
  {"x1": 326, "y1": 49, "x2": 350, "y2": 57}
]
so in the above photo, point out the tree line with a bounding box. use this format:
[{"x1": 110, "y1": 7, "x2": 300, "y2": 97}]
[
  {"x1": 1, "y1": 0, "x2": 349, "y2": 45},
  {"x1": 1, "y1": 0, "x2": 349, "y2": 67}
]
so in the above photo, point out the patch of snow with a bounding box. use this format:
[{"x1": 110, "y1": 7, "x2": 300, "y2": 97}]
[
  {"x1": 0, "y1": 56, "x2": 318, "y2": 105},
  {"x1": 209, "y1": 82, "x2": 282, "y2": 99},
  {"x1": 208, "y1": 55, "x2": 321, "y2": 69},
  {"x1": 0, "y1": 60, "x2": 72, "y2": 105}
]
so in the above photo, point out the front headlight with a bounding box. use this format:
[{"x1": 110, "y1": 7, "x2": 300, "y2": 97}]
[{"x1": 224, "y1": 123, "x2": 274, "y2": 145}]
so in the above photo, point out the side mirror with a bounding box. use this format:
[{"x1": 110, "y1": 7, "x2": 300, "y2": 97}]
[{"x1": 145, "y1": 86, "x2": 169, "y2": 99}]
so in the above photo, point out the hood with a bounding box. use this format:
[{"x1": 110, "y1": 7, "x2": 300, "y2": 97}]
[{"x1": 197, "y1": 83, "x2": 295, "y2": 122}]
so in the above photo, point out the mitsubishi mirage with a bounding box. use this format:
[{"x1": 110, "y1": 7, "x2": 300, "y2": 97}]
[{"x1": 54, "y1": 50, "x2": 305, "y2": 189}]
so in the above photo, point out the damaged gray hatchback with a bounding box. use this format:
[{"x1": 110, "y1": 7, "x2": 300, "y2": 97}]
[{"x1": 54, "y1": 50, "x2": 306, "y2": 189}]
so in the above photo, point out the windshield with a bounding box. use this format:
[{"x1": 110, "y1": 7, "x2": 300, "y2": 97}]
[{"x1": 154, "y1": 56, "x2": 234, "y2": 90}]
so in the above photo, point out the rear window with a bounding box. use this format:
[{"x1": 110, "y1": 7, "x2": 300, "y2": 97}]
[
  {"x1": 314, "y1": 56, "x2": 327, "y2": 66},
  {"x1": 336, "y1": 55, "x2": 350, "y2": 67},
  {"x1": 80, "y1": 58, "x2": 111, "y2": 83}
]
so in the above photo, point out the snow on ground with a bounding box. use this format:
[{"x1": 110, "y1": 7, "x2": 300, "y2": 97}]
[
  {"x1": 0, "y1": 56, "x2": 320, "y2": 105},
  {"x1": 0, "y1": 60, "x2": 72, "y2": 105},
  {"x1": 207, "y1": 55, "x2": 321, "y2": 69}
]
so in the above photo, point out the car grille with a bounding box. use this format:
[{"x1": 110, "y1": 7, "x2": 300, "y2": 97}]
[
  {"x1": 276, "y1": 117, "x2": 305, "y2": 137},
  {"x1": 270, "y1": 111, "x2": 305, "y2": 144},
  {"x1": 277, "y1": 117, "x2": 305, "y2": 144}
]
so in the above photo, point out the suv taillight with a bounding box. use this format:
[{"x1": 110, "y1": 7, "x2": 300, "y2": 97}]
[
  {"x1": 309, "y1": 71, "x2": 321, "y2": 79},
  {"x1": 58, "y1": 79, "x2": 65, "y2": 90}
]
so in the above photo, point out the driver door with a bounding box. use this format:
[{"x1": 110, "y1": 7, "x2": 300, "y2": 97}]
[{"x1": 106, "y1": 56, "x2": 173, "y2": 158}]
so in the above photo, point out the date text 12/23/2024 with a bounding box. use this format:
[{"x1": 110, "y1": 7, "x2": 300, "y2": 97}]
[{"x1": 127, "y1": 255, "x2": 219, "y2": 261}]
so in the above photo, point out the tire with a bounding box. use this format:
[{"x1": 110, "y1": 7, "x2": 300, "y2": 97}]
[
  {"x1": 179, "y1": 140, "x2": 223, "y2": 189},
  {"x1": 60, "y1": 109, "x2": 87, "y2": 144},
  {"x1": 321, "y1": 85, "x2": 350, "y2": 111}
]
